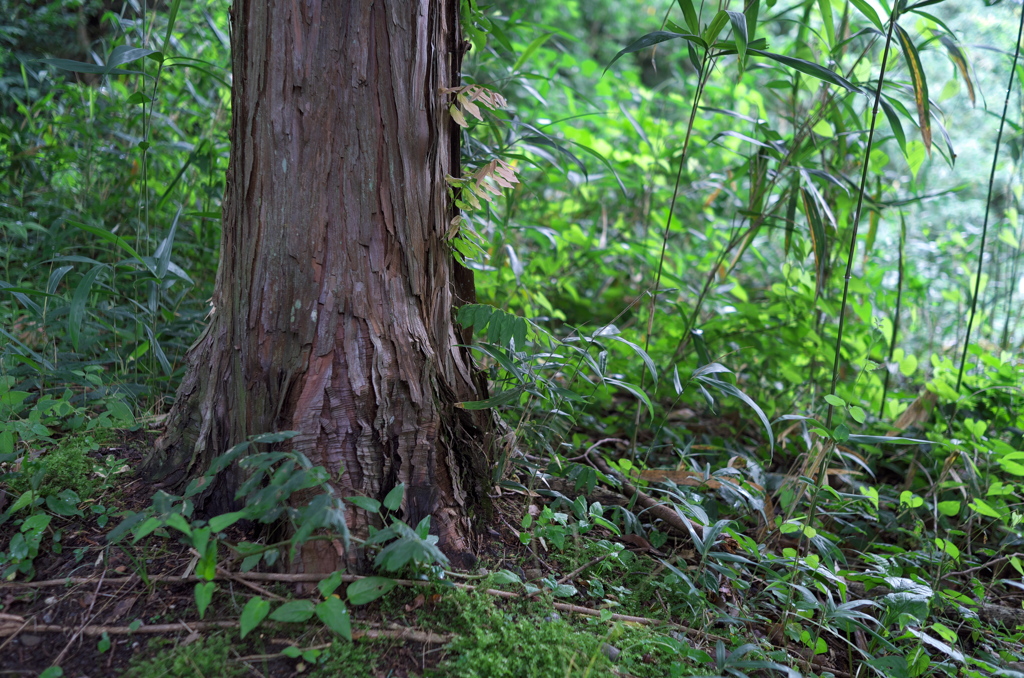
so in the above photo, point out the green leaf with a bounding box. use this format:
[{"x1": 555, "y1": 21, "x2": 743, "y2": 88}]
[
  {"x1": 606, "y1": 378, "x2": 653, "y2": 420},
  {"x1": 968, "y1": 498, "x2": 1002, "y2": 519},
  {"x1": 318, "y1": 571, "x2": 344, "y2": 598},
  {"x1": 347, "y1": 577, "x2": 398, "y2": 605},
  {"x1": 457, "y1": 383, "x2": 526, "y2": 410},
  {"x1": 512, "y1": 317, "x2": 528, "y2": 351},
  {"x1": 702, "y1": 10, "x2": 730, "y2": 45},
  {"x1": 383, "y1": 483, "x2": 405, "y2": 512},
  {"x1": 607, "y1": 31, "x2": 706, "y2": 71},
  {"x1": 894, "y1": 23, "x2": 932, "y2": 152},
  {"x1": 161, "y1": 0, "x2": 182, "y2": 54},
  {"x1": 490, "y1": 570, "x2": 522, "y2": 585},
  {"x1": 39, "y1": 668, "x2": 64, "y2": 678},
  {"x1": 69, "y1": 222, "x2": 145, "y2": 264},
  {"x1": 194, "y1": 582, "x2": 216, "y2": 619},
  {"x1": 744, "y1": 0, "x2": 760, "y2": 42},
  {"x1": 726, "y1": 11, "x2": 748, "y2": 61},
  {"x1": 316, "y1": 596, "x2": 352, "y2": 640},
  {"x1": 36, "y1": 58, "x2": 144, "y2": 77},
  {"x1": 106, "y1": 45, "x2": 159, "y2": 69},
  {"x1": 876, "y1": 95, "x2": 909, "y2": 156},
  {"x1": 511, "y1": 33, "x2": 553, "y2": 74},
  {"x1": 46, "y1": 490, "x2": 83, "y2": 517},
  {"x1": 818, "y1": 0, "x2": 835, "y2": 49},
  {"x1": 676, "y1": 0, "x2": 700, "y2": 34},
  {"x1": 239, "y1": 597, "x2": 271, "y2": 639},
  {"x1": 750, "y1": 49, "x2": 861, "y2": 93},
  {"x1": 849, "y1": 0, "x2": 884, "y2": 31},
  {"x1": 269, "y1": 600, "x2": 316, "y2": 623},
  {"x1": 849, "y1": 406, "x2": 867, "y2": 423},
  {"x1": 697, "y1": 376, "x2": 774, "y2": 453},
  {"x1": 846, "y1": 434, "x2": 932, "y2": 445},
  {"x1": 604, "y1": 334, "x2": 658, "y2": 387},
  {"x1": 68, "y1": 265, "x2": 105, "y2": 352},
  {"x1": 938, "y1": 35, "x2": 974, "y2": 105},
  {"x1": 208, "y1": 511, "x2": 247, "y2": 533},
  {"x1": 824, "y1": 394, "x2": 846, "y2": 408},
  {"x1": 346, "y1": 496, "x2": 382, "y2": 513},
  {"x1": 936, "y1": 501, "x2": 960, "y2": 517}
]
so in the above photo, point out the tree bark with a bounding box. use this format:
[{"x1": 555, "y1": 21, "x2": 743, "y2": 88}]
[{"x1": 144, "y1": 0, "x2": 490, "y2": 572}]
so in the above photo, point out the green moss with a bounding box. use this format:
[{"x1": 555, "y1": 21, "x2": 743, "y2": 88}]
[
  {"x1": 434, "y1": 614, "x2": 615, "y2": 678},
  {"x1": 122, "y1": 634, "x2": 247, "y2": 678},
  {"x1": 412, "y1": 587, "x2": 615, "y2": 678},
  {"x1": 6, "y1": 434, "x2": 101, "y2": 499}
]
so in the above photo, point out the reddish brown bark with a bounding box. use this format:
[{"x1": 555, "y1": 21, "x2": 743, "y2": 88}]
[{"x1": 145, "y1": 0, "x2": 490, "y2": 571}]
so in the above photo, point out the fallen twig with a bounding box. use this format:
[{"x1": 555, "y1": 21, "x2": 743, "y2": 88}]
[
  {"x1": 0, "y1": 621, "x2": 238, "y2": 637},
  {"x1": 587, "y1": 454, "x2": 698, "y2": 538},
  {"x1": 1, "y1": 570, "x2": 723, "y2": 641},
  {"x1": 555, "y1": 552, "x2": 614, "y2": 586},
  {"x1": 943, "y1": 553, "x2": 1024, "y2": 580}
]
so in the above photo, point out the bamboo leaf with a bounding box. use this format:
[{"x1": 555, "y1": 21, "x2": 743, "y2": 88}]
[
  {"x1": 784, "y1": 183, "x2": 798, "y2": 256},
  {"x1": 749, "y1": 49, "x2": 861, "y2": 93},
  {"x1": 894, "y1": 23, "x2": 932, "y2": 153},
  {"x1": 800, "y1": 188, "x2": 828, "y2": 298},
  {"x1": 703, "y1": 11, "x2": 730, "y2": 45},
  {"x1": 878, "y1": 95, "x2": 909, "y2": 157},
  {"x1": 69, "y1": 265, "x2": 105, "y2": 352},
  {"x1": 511, "y1": 33, "x2": 553, "y2": 74},
  {"x1": 744, "y1": 0, "x2": 760, "y2": 42},
  {"x1": 457, "y1": 384, "x2": 526, "y2": 410},
  {"x1": 818, "y1": 0, "x2": 836, "y2": 49},
  {"x1": 849, "y1": 0, "x2": 884, "y2": 31},
  {"x1": 938, "y1": 35, "x2": 975, "y2": 105},
  {"x1": 606, "y1": 31, "x2": 707, "y2": 71},
  {"x1": 676, "y1": 0, "x2": 700, "y2": 35},
  {"x1": 726, "y1": 11, "x2": 748, "y2": 62}
]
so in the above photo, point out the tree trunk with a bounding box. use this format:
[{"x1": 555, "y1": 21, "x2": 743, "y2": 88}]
[{"x1": 144, "y1": 0, "x2": 490, "y2": 572}]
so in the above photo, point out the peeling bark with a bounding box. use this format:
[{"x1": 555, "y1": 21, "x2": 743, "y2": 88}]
[{"x1": 145, "y1": 0, "x2": 491, "y2": 572}]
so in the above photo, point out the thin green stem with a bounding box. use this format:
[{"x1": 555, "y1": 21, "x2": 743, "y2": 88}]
[
  {"x1": 879, "y1": 211, "x2": 907, "y2": 418},
  {"x1": 629, "y1": 52, "x2": 713, "y2": 459},
  {"x1": 955, "y1": 9, "x2": 1024, "y2": 391},
  {"x1": 823, "y1": 12, "x2": 899, "y2": 430}
]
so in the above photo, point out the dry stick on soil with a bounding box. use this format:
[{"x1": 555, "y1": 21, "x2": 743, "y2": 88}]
[
  {"x1": 0, "y1": 621, "x2": 239, "y2": 637},
  {"x1": 943, "y1": 553, "x2": 1024, "y2": 580},
  {"x1": 216, "y1": 565, "x2": 289, "y2": 602},
  {"x1": 585, "y1": 454, "x2": 697, "y2": 537},
  {"x1": 555, "y1": 552, "x2": 615, "y2": 586},
  {"x1": 1, "y1": 571, "x2": 718, "y2": 641}
]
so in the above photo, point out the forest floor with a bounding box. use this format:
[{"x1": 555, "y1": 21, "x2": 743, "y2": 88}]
[{"x1": 2, "y1": 428, "x2": 1024, "y2": 678}]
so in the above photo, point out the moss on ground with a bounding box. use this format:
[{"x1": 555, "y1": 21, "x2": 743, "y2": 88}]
[{"x1": 122, "y1": 634, "x2": 247, "y2": 678}]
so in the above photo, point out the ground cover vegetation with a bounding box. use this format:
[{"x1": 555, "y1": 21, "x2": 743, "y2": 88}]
[{"x1": 1, "y1": 0, "x2": 1023, "y2": 676}]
